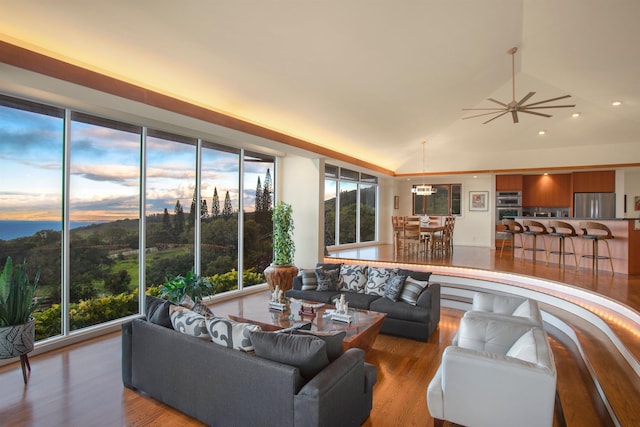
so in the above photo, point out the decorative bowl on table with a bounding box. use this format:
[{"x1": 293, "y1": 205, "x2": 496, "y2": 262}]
[{"x1": 290, "y1": 299, "x2": 324, "y2": 317}]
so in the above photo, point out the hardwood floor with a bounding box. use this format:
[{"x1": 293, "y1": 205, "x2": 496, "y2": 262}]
[{"x1": 0, "y1": 245, "x2": 638, "y2": 426}]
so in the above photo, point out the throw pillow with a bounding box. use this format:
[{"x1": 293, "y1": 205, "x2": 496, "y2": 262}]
[
  {"x1": 250, "y1": 331, "x2": 330, "y2": 381},
  {"x1": 299, "y1": 268, "x2": 319, "y2": 291},
  {"x1": 384, "y1": 275, "x2": 407, "y2": 302},
  {"x1": 179, "y1": 294, "x2": 196, "y2": 309},
  {"x1": 339, "y1": 265, "x2": 368, "y2": 293},
  {"x1": 206, "y1": 317, "x2": 261, "y2": 352},
  {"x1": 145, "y1": 295, "x2": 174, "y2": 328},
  {"x1": 192, "y1": 301, "x2": 215, "y2": 318},
  {"x1": 169, "y1": 305, "x2": 209, "y2": 340},
  {"x1": 292, "y1": 329, "x2": 346, "y2": 362},
  {"x1": 399, "y1": 276, "x2": 430, "y2": 305},
  {"x1": 506, "y1": 329, "x2": 538, "y2": 364},
  {"x1": 316, "y1": 262, "x2": 343, "y2": 272},
  {"x1": 365, "y1": 267, "x2": 398, "y2": 296},
  {"x1": 315, "y1": 268, "x2": 340, "y2": 291}
]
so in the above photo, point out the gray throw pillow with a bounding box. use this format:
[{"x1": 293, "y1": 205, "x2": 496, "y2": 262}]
[
  {"x1": 384, "y1": 275, "x2": 407, "y2": 302},
  {"x1": 145, "y1": 295, "x2": 174, "y2": 328},
  {"x1": 315, "y1": 268, "x2": 340, "y2": 291},
  {"x1": 299, "y1": 268, "x2": 319, "y2": 291},
  {"x1": 399, "y1": 276, "x2": 430, "y2": 305},
  {"x1": 293, "y1": 329, "x2": 346, "y2": 361},
  {"x1": 250, "y1": 331, "x2": 329, "y2": 381}
]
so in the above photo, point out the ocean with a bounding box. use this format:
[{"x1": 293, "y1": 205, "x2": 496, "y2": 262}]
[{"x1": 0, "y1": 220, "x2": 101, "y2": 240}]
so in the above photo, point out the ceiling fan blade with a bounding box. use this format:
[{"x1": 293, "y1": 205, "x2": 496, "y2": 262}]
[
  {"x1": 487, "y1": 98, "x2": 509, "y2": 107},
  {"x1": 462, "y1": 107, "x2": 505, "y2": 111},
  {"x1": 521, "y1": 94, "x2": 572, "y2": 108},
  {"x1": 521, "y1": 104, "x2": 576, "y2": 109},
  {"x1": 519, "y1": 109, "x2": 552, "y2": 118},
  {"x1": 482, "y1": 111, "x2": 509, "y2": 124},
  {"x1": 511, "y1": 110, "x2": 519, "y2": 123},
  {"x1": 463, "y1": 110, "x2": 508, "y2": 120},
  {"x1": 514, "y1": 92, "x2": 536, "y2": 108}
]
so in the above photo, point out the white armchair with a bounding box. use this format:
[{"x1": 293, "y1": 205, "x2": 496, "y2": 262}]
[
  {"x1": 427, "y1": 313, "x2": 557, "y2": 427},
  {"x1": 470, "y1": 292, "x2": 543, "y2": 326}
]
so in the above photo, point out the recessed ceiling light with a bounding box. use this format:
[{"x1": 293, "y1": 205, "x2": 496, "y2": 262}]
[
  {"x1": 572, "y1": 112, "x2": 581, "y2": 118},
  {"x1": 538, "y1": 130, "x2": 546, "y2": 135},
  {"x1": 612, "y1": 100, "x2": 622, "y2": 106}
]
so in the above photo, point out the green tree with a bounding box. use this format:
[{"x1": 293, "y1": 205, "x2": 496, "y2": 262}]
[
  {"x1": 255, "y1": 177, "x2": 263, "y2": 212},
  {"x1": 262, "y1": 168, "x2": 272, "y2": 212},
  {"x1": 174, "y1": 200, "x2": 185, "y2": 236},
  {"x1": 223, "y1": 191, "x2": 233, "y2": 218},
  {"x1": 201, "y1": 199, "x2": 209, "y2": 218},
  {"x1": 162, "y1": 208, "x2": 170, "y2": 230},
  {"x1": 211, "y1": 188, "x2": 220, "y2": 217}
]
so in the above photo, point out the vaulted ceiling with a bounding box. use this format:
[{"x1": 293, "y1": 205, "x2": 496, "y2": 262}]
[{"x1": 1, "y1": 0, "x2": 639, "y2": 175}]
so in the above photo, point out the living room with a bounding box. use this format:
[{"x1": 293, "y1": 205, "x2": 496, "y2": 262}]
[{"x1": 2, "y1": 2, "x2": 640, "y2": 426}]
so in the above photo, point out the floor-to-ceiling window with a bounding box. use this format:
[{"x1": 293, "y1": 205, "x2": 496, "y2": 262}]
[
  {"x1": 0, "y1": 95, "x2": 64, "y2": 340},
  {"x1": 144, "y1": 130, "x2": 196, "y2": 287},
  {"x1": 242, "y1": 151, "x2": 275, "y2": 288},
  {"x1": 324, "y1": 164, "x2": 378, "y2": 247},
  {"x1": 200, "y1": 141, "x2": 240, "y2": 292},
  {"x1": 69, "y1": 113, "x2": 141, "y2": 330},
  {"x1": 0, "y1": 93, "x2": 278, "y2": 344}
]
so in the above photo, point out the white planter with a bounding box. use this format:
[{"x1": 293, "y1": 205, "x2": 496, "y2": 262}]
[{"x1": 0, "y1": 319, "x2": 35, "y2": 359}]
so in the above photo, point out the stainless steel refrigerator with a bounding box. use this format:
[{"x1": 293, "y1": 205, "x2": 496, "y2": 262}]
[{"x1": 574, "y1": 192, "x2": 615, "y2": 218}]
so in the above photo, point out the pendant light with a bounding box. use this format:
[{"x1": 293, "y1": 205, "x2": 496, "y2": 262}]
[{"x1": 411, "y1": 141, "x2": 437, "y2": 196}]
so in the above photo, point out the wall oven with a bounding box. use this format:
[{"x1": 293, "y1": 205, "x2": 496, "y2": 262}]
[
  {"x1": 496, "y1": 191, "x2": 522, "y2": 207},
  {"x1": 497, "y1": 206, "x2": 523, "y2": 222}
]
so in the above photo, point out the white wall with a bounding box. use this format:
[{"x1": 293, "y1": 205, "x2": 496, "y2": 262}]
[{"x1": 278, "y1": 155, "x2": 323, "y2": 269}]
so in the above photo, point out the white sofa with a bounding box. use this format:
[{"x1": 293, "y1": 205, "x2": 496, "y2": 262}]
[{"x1": 427, "y1": 312, "x2": 557, "y2": 427}]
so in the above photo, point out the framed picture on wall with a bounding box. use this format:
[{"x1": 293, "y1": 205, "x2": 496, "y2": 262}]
[{"x1": 469, "y1": 191, "x2": 488, "y2": 211}]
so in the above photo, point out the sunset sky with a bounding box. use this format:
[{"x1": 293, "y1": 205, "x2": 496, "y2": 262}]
[{"x1": 0, "y1": 102, "x2": 271, "y2": 222}]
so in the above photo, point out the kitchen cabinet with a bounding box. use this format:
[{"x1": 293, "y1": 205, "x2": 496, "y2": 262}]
[
  {"x1": 496, "y1": 174, "x2": 523, "y2": 191},
  {"x1": 522, "y1": 174, "x2": 572, "y2": 207},
  {"x1": 573, "y1": 171, "x2": 615, "y2": 193}
]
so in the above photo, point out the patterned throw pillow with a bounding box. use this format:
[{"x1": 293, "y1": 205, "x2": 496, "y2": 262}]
[
  {"x1": 384, "y1": 275, "x2": 407, "y2": 302},
  {"x1": 399, "y1": 276, "x2": 430, "y2": 305},
  {"x1": 315, "y1": 268, "x2": 340, "y2": 291},
  {"x1": 192, "y1": 301, "x2": 215, "y2": 317},
  {"x1": 206, "y1": 317, "x2": 262, "y2": 352},
  {"x1": 169, "y1": 305, "x2": 209, "y2": 339},
  {"x1": 299, "y1": 268, "x2": 319, "y2": 291},
  {"x1": 179, "y1": 294, "x2": 196, "y2": 309},
  {"x1": 339, "y1": 265, "x2": 368, "y2": 293},
  {"x1": 365, "y1": 267, "x2": 398, "y2": 296}
]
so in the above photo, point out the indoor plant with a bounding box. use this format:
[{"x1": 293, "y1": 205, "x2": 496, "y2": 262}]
[
  {"x1": 0, "y1": 257, "x2": 41, "y2": 361},
  {"x1": 159, "y1": 267, "x2": 213, "y2": 304},
  {"x1": 264, "y1": 201, "x2": 299, "y2": 291}
]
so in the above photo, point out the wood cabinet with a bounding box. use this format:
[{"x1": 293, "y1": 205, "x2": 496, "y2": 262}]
[
  {"x1": 573, "y1": 171, "x2": 615, "y2": 193},
  {"x1": 496, "y1": 175, "x2": 523, "y2": 191},
  {"x1": 522, "y1": 174, "x2": 572, "y2": 207}
]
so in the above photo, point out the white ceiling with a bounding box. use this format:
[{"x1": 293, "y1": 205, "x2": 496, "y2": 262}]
[{"x1": 1, "y1": 0, "x2": 639, "y2": 175}]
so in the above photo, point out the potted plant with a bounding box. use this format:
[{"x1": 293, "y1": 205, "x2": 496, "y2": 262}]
[
  {"x1": 264, "y1": 201, "x2": 299, "y2": 291},
  {"x1": 0, "y1": 257, "x2": 41, "y2": 383},
  {"x1": 159, "y1": 267, "x2": 214, "y2": 304}
]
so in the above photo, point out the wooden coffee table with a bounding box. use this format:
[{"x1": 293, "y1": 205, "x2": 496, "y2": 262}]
[{"x1": 212, "y1": 291, "x2": 386, "y2": 352}]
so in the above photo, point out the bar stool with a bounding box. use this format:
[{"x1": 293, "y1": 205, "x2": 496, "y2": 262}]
[
  {"x1": 521, "y1": 220, "x2": 549, "y2": 263},
  {"x1": 547, "y1": 220, "x2": 579, "y2": 267},
  {"x1": 500, "y1": 219, "x2": 524, "y2": 257},
  {"x1": 579, "y1": 222, "x2": 614, "y2": 274}
]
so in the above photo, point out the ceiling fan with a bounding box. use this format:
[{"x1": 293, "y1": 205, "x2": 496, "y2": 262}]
[{"x1": 462, "y1": 47, "x2": 575, "y2": 124}]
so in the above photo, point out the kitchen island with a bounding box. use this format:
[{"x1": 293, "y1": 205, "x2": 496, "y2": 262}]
[{"x1": 511, "y1": 218, "x2": 640, "y2": 275}]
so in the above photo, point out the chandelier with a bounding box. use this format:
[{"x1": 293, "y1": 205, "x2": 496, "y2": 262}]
[{"x1": 411, "y1": 141, "x2": 437, "y2": 196}]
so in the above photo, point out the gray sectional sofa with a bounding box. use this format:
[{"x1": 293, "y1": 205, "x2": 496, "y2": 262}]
[
  {"x1": 122, "y1": 298, "x2": 376, "y2": 427},
  {"x1": 285, "y1": 263, "x2": 440, "y2": 342}
]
